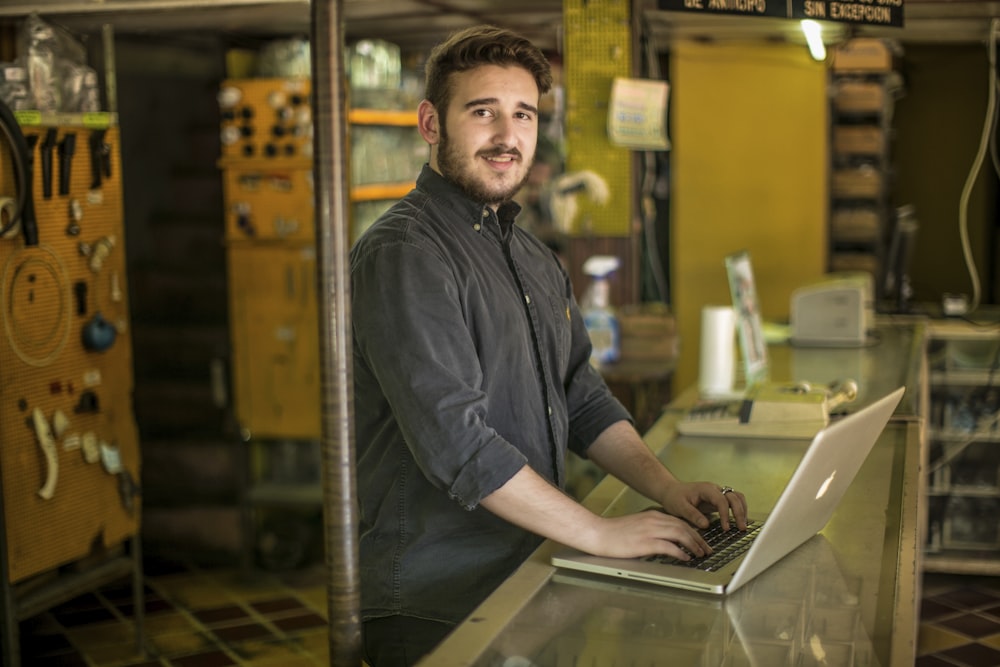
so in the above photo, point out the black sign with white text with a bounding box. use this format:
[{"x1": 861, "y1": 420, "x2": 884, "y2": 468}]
[{"x1": 657, "y1": 0, "x2": 903, "y2": 27}]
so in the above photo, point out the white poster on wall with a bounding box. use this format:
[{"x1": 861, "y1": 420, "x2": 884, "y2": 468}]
[{"x1": 607, "y1": 77, "x2": 671, "y2": 151}]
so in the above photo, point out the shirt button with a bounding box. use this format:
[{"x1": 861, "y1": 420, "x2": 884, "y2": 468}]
[
  {"x1": 481, "y1": 209, "x2": 489, "y2": 218},
  {"x1": 548, "y1": 405, "x2": 553, "y2": 416},
  {"x1": 524, "y1": 294, "x2": 531, "y2": 304},
  {"x1": 473, "y1": 223, "x2": 481, "y2": 231}
]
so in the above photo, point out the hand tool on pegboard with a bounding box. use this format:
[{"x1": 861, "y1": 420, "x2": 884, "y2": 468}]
[
  {"x1": 39, "y1": 127, "x2": 57, "y2": 201},
  {"x1": 88, "y1": 128, "x2": 111, "y2": 190},
  {"x1": 57, "y1": 132, "x2": 76, "y2": 196}
]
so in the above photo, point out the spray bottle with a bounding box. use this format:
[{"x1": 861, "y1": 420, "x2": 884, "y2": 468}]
[{"x1": 580, "y1": 255, "x2": 620, "y2": 368}]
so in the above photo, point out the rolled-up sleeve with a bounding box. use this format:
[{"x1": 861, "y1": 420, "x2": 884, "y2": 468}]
[{"x1": 563, "y1": 299, "x2": 634, "y2": 457}]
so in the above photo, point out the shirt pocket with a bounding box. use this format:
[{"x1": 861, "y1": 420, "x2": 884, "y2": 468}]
[{"x1": 545, "y1": 293, "x2": 573, "y2": 371}]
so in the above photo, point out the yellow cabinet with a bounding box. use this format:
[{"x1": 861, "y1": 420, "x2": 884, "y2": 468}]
[
  {"x1": 219, "y1": 77, "x2": 420, "y2": 437},
  {"x1": 217, "y1": 78, "x2": 421, "y2": 567},
  {"x1": 227, "y1": 243, "x2": 320, "y2": 440}
]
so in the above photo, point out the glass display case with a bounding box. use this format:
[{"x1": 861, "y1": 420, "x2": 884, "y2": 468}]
[{"x1": 924, "y1": 320, "x2": 1000, "y2": 574}]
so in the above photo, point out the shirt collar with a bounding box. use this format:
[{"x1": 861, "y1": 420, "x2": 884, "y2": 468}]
[{"x1": 416, "y1": 164, "x2": 523, "y2": 233}]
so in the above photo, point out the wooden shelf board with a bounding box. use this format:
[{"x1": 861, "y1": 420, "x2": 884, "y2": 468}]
[
  {"x1": 348, "y1": 109, "x2": 418, "y2": 126},
  {"x1": 923, "y1": 554, "x2": 1000, "y2": 576},
  {"x1": 351, "y1": 182, "x2": 414, "y2": 202},
  {"x1": 14, "y1": 110, "x2": 118, "y2": 128}
]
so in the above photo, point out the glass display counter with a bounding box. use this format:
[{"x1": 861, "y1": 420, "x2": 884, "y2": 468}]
[{"x1": 422, "y1": 322, "x2": 925, "y2": 667}]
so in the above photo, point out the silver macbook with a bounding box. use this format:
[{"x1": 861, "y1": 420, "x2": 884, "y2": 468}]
[{"x1": 551, "y1": 386, "x2": 905, "y2": 595}]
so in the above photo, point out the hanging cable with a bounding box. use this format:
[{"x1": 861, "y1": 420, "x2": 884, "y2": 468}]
[
  {"x1": 957, "y1": 18, "x2": 1000, "y2": 313},
  {"x1": 641, "y1": 149, "x2": 668, "y2": 302},
  {"x1": 991, "y1": 27, "x2": 1000, "y2": 180},
  {"x1": 638, "y1": 16, "x2": 669, "y2": 304},
  {"x1": 0, "y1": 98, "x2": 31, "y2": 241}
]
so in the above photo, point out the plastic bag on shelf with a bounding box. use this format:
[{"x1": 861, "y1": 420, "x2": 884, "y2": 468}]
[
  {"x1": 256, "y1": 39, "x2": 311, "y2": 78},
  {"x1": 18, "y1": 12, "x2": 98, "y2": 112},
  {"x1": 61, "y1": 62, "x2": 100, "y2": 112},
  {"x1": 0, "y1": 63, "x2": 31, "y2": 110}
]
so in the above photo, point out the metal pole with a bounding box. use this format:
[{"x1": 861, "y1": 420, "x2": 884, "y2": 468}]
[
  {"x1": 0, "y1": 453, "x2": 21, "y2": 666},
  {"x1": 309, "y1": 0, "x2": 362, "y2": 664},
  {"x1": 101, "y1": 24, "x2": 118, "y2": 115}
]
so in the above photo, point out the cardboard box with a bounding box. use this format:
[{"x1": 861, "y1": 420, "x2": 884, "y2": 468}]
[
  {"x1": 832, "y1": 166, "x2": 883, "y2": 199},
  {"x1": 831, "y1": 207, "x2": 881, "y2": 243},
  {"x1": 832, "y1": 38, "x2": 897, "y2": 72},
  {"x1": 833, "y1": 125, "x2": 885, "y2": 155},
  {"x1": 830, "y1": 253, "x2": 878, "y2": 276},
  {"x1": 617, "y1": 303, "x2": 678, "y2": 363},
  {"x1": 834, "y1": 81, "x2": 887, "y2": 114}
]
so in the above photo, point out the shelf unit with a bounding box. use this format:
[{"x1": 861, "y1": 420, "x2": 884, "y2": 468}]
[
  {"x1": 828, "y1": 39, "x2": 901, "y2": 299},
  {"x1": 347, "y1": 107, "x2": 422, "y2": 241},
  {"x1": 923, "y1": 320, "x2": 1000, "y2": 575},
  {"x1": 217, "y1": 76, "x2": 420, "y2": 568}
]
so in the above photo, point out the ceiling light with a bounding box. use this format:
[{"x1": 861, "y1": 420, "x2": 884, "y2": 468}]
[{"x1": 801, "y1": 20, "x2": 826, "y2": 62}]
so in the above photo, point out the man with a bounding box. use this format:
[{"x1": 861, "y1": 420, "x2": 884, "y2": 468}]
[{"x1": 350, "y1": 25, "x2": 748, "y2": 667}]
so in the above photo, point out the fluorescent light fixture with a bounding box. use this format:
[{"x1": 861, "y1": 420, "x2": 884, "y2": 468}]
[{"x1": 801, "y1": 20, "x2": 826, "y2": 62}]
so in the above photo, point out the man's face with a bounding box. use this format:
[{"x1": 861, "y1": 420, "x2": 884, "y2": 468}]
[{"x1": 421, "y1": 64, "x2": 540, "y2": 206}]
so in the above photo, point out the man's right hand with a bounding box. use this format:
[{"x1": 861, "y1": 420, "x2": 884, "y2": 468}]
[
  {"x1": 581, "y1": 509, "x2": 713, "y2": 561},
  {"x1": 480, "y1": 466, "x2": 714, "y2": 562}
]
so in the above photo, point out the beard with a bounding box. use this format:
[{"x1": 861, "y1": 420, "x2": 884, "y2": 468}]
[{"x1": 436, "y1": 126, "x2": 533, "y2": 206}]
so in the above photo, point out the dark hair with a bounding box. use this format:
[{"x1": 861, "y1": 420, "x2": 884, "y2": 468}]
[{"x1": 424, "y1": 25, "x2": 553, "y2": 116}]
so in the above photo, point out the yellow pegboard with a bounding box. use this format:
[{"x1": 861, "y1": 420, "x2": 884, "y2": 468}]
[
  {"x1": 0, "y1": 124, "x2": 140, "y2": 583},
  {"x1": 218, "y1": 78, "x2": 314, "y2": 167},
  {"x1": 563, "y1": 0, "x2": 633, "y2": 237},
  {"x1": 219, "y1": 78, "x2": 321, "y2": 440},
  {"x1": 222, "y1": 167, "x2": 316, "y2": 243}
]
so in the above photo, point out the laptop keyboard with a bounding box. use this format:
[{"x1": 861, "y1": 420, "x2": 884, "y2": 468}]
[{"x1": 643, "y1": 518, "x2": 763, "y2": 572}]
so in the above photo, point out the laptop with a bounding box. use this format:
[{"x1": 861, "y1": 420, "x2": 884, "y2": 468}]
[{"x1": 552, "y1": 386, "x2": 904, "y2": 595}]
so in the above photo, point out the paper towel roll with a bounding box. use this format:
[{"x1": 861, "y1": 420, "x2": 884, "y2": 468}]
[{"x1": 699, "y1": 305, "x2": 736, "y2": 397}]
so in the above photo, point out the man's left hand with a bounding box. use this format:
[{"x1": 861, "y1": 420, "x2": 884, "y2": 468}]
[{"x1": 658, "y1": 481, "x2": 748, "y2": 532}]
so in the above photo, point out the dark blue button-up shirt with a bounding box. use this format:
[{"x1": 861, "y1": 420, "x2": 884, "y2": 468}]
[{"x1": 351, "y1": 165, "x2": 630, "y2": 625}]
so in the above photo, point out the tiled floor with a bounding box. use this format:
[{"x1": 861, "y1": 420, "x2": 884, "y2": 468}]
[
  {"x1": 917, "y1": 573, "x2": 1000, "y2": 667},
  {"x1": 11, "y1": 558, "x2": 1000, "y2": 666},
  {"x1": 16, "y1": 555, "x2": 331, "y2": 666}
]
